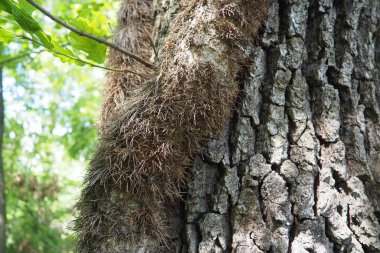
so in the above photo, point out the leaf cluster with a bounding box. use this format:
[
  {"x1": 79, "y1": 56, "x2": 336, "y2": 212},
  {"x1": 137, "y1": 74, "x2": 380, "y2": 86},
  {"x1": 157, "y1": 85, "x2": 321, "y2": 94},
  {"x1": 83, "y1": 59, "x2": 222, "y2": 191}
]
[{"x1": 0, "y1": 0, "x2": 114, "y2": 67}]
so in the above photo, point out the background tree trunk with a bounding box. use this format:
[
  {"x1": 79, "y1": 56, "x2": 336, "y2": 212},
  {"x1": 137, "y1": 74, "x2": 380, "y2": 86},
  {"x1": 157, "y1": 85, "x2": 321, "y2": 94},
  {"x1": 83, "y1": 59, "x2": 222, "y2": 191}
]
[
  {"x1": 0, "y1": 67, "x2": 5, "y2": 253},
  {"x1": 150, "y1": 0, "x2": 380, "y2": 252}
]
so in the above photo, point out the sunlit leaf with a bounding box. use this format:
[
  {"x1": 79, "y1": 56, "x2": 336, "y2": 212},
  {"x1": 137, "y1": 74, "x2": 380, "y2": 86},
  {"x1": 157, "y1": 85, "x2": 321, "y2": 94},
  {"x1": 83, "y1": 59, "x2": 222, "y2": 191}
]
[
  {"x1": 0, "y1": 54, "x2": 11, "y2": 61},
  {"x1": 1, "y1": 0, "x2": 53, "y2": 49},
  {"x1": 52, "y1": 44, "x2": 85, "y2": 66},
  {"x1": 68, "y1": 17, "x2": 107, "y2": 64},
  {"x1": 34, "y1": 30, "x2": 53, "y2": 49},
  {"x1": 0, "y1": 27, "x2": 14, "y2": 43},
  {"x1": 3, "y1": 0, "x2": 41, "y2": 33},
  {"x1": 18, "y1": 0, "x2": 42, "y2": 15}
]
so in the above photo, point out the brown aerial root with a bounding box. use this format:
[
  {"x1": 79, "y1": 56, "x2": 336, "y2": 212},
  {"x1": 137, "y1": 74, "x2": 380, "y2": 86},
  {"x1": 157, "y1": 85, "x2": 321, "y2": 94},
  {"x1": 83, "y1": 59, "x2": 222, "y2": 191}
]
[
  {"x1": 100, "y1": 0, "x2": 154, "y2": 134},
  {"x1": 73, "y1": 0, "x2": 271, "y2": 252}
]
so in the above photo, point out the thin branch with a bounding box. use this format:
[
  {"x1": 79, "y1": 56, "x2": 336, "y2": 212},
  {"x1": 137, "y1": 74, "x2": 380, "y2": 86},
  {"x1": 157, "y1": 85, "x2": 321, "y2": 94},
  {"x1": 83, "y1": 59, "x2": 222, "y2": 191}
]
[
  {"x1": 0, "y1": 50, "x2": 48, "y2": 66},
  {"x1": 25, "y1": 0, "x2": 155, "y2": 69},
  {"x1": 0, "y1": 53, "x2": 32, "y2": 66},
  {"x1": 19, "y1": 35, "x2": 146, "y2": 78}
]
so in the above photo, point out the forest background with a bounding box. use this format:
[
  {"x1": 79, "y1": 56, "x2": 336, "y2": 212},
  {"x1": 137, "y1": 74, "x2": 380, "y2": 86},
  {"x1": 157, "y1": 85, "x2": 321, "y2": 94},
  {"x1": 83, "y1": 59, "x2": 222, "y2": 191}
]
[{"x1": 0, "y1": 0, "x2": 120, "y2": 252}]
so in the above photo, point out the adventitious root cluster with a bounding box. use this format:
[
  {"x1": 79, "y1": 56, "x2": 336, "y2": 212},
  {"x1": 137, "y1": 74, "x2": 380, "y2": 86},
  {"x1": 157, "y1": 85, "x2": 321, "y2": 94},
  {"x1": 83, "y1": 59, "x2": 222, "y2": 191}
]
[
  {"x1": 74, "y1": 0, "x2": 270, "y2": 252},
  {"x1": 100, "y1": 0, "x2": 153, "y2": 133}
]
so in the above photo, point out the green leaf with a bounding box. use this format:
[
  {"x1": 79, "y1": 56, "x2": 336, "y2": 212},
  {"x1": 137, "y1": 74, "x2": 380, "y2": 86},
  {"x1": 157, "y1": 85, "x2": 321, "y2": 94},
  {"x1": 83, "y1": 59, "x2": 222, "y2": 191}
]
[
  {"x1": 3, "y1": 0, "x2": 41, "y2": 33},
  {"x1": 0, "y1": 27, "x2": 14, "y2": 43},
  {"x1": 51, "y1": 43, "x2": 85, "y2": 66},
  {"x1": 0, "y1": 54, "x2": 11, "y2": 61},
  {"x1": 34, "y1": 30, "x2": 53, "y2": 49},
  {"x1": 0, "y1": 0, "x2": 12, "y2": 13},
  {"x1": 18, "y1": 0, "x2": 41, "y2": 15},
  {"x1": 68, "y1": 17, "x2": 107, "y2": 64},
  {"x1": 1, "y1": 0, "x2": 53, "y2": 49},
  {"x1": 0, "y1": 15, "x2": 14, "y2": 24}
]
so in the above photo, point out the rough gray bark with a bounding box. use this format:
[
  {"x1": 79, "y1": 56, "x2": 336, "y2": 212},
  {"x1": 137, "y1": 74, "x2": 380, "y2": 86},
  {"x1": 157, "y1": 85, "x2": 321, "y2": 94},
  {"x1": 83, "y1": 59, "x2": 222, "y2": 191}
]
[
  {"x1": 81, "y1": 0, "x2": 379, "y2": 252},
  {"x1": 150, "y1": 0, "x2": 380, "y2": 252}
]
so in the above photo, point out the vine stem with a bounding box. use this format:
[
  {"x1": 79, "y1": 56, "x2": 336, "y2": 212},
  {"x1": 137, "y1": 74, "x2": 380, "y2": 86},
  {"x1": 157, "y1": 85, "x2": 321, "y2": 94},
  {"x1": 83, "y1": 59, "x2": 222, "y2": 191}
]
[
  {"x1": 25, "y1": 0, "x2": 155, "y2": 69},
  {"x1": 0, "y1": 52, "x2": 33, "y2": 66},
  {"x1": 19, "y1": 35, "x2": 146, "y2": 78}
]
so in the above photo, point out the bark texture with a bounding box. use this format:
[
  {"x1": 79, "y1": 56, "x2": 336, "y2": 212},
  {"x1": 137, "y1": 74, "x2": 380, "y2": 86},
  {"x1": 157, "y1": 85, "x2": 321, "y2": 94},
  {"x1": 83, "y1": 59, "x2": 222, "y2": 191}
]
[
  {"x1": 76, "y1": 0, "x2": 380, "y2": 252},
  {"x1": 74, "y1": 0, "x2": 269, "y2": 252},
  {"x1": 172, "y1": 0, "x2": 380, "y2": 252}
]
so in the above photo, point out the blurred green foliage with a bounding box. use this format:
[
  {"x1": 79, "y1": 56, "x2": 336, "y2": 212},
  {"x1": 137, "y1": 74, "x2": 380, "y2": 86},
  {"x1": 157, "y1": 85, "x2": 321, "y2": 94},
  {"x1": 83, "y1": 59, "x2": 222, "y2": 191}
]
[
  {"x1": 0, "y1": 0, "x2": 118, "y2": 252},
  {"x1": 0, "y1": 0, "x2": 115, "y2": 67}
]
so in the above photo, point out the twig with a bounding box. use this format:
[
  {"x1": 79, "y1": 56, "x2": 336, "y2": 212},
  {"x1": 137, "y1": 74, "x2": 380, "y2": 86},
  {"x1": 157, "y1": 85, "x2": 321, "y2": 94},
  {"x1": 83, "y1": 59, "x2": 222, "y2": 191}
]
[
  {"x1": 19, "y1": 35, "x2": 146, "y2": 78},
  {"x1": 0, "y1": 52, "x2": 32, "y2": 66},
  {"x1": 25, "y1": 0, "x2": 155, "y2": 69}
]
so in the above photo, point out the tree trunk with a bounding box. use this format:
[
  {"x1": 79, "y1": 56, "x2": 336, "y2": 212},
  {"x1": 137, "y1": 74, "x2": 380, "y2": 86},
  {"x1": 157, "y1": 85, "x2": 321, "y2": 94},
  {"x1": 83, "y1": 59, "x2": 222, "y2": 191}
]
[
  {"x1": 0, "y1": 67, "x2": 6, "y2": 253},
  {"x1": 152, "y1": 0, "x2": 380, "y2": 252},
  {"x1": 76, "y1": 0, "x2": 380, "y2": 252},
  {"x1": 170, "y1": 0, "x2": 380, "y2": 252}
]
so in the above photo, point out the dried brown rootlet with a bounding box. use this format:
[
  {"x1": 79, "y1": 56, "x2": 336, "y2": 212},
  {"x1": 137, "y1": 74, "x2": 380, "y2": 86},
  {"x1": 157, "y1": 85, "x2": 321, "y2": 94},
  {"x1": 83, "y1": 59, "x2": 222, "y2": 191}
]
[
  {"x1": 100, "y1": 0, "x2": 153, "y2": 134},
  {"x1": 74, "y1": 0, "x2": 271, "y2": 252}
]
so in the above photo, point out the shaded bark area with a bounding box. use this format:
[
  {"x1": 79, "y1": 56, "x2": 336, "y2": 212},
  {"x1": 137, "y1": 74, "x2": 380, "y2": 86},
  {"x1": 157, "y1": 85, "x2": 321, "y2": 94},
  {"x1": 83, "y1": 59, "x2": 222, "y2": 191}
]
[
  {"x1": 0, "y1": 67, "x2": 5, "y2": 253},
  {"x1": 151, "y1": 0, "x2": 380, "y2": 252}
]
